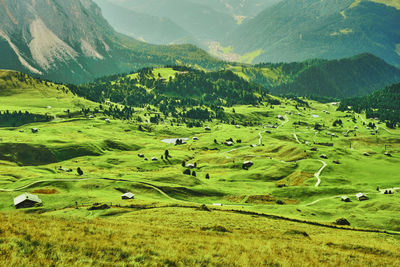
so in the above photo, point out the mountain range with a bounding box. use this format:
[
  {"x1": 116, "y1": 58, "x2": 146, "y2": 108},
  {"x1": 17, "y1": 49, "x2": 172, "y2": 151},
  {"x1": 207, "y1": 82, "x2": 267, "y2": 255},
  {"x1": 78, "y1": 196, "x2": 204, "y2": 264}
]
[
  {"x1": 226, "y1": 0, "x2": 400, "y2": 67},
  {"x1": 0, "y1": 0, "x2": 221, "y2": 83},
  {"x1": 97, "y1": 0, "x2": 281, "y2": 47},
  {"x1": 93, "y1": 0, "x2": 198, "y2": 46},
  {"x1": 97, "y1": 0, "x2": 400, "y2": 68}
]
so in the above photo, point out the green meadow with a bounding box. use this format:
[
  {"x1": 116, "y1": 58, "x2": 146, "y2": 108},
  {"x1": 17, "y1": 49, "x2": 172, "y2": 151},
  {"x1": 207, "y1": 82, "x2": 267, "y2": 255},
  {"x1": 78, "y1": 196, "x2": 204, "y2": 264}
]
[{"x1": 1, "y1": 69, "x2": 400, "y2": 265}]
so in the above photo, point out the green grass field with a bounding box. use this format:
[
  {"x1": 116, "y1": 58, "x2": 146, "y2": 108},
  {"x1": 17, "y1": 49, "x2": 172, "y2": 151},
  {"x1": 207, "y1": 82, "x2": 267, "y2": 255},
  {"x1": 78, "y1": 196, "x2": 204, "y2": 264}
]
[{"x1": 1, "y1": 69, "x2": 400, "y2": 265}]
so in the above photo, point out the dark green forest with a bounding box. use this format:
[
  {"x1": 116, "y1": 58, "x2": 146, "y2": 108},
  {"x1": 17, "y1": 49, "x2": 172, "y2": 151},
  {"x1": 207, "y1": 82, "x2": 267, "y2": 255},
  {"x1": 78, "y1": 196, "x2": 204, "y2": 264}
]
[
  {"x1": 338, "y1": 83, "x2": 400, "y2": 128},
  {"x1": 248, "y1": 54, "x2": 400, "y2": 100},
  {"x1": 69, "y1": 66, "x2": 267, "y2": 113},
  {"x1": 0, "y1": 111, "x2": 52, "y2": 127}
]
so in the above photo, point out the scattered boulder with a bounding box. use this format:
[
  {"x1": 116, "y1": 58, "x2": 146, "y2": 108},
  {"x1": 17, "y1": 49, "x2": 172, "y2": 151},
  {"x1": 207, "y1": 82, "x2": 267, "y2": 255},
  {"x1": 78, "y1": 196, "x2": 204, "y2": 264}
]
[{"x1": 335, "y1": 218, "x2": 350, "y2": 226}]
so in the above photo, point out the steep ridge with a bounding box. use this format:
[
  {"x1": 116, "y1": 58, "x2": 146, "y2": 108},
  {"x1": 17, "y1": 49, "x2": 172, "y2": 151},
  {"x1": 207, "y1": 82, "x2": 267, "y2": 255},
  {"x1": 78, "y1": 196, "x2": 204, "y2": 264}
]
[{"x1": 0, "y1": 0, "x2": 222, "y2": 83}]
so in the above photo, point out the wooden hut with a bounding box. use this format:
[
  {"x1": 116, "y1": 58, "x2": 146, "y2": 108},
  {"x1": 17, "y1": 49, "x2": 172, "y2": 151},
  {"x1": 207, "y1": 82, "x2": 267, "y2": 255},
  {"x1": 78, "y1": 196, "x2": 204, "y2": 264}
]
[{"x1": 14, "y1": 193, "x2": 42, "y2": 209}]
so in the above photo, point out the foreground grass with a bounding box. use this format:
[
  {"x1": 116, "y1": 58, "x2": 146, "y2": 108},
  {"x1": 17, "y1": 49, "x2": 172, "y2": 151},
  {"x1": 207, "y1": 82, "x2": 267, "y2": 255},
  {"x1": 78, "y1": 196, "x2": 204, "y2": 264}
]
[{"x1": 1, "y1": 208, "x2": 400, "y2": 266}]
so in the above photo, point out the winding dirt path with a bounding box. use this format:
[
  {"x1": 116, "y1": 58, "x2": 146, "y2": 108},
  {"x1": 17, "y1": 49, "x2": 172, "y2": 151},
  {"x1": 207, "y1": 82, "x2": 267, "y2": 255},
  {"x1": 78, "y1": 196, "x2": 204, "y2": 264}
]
[{"x1": 314, "y1": 160, "x2": 327, "y2": 187}]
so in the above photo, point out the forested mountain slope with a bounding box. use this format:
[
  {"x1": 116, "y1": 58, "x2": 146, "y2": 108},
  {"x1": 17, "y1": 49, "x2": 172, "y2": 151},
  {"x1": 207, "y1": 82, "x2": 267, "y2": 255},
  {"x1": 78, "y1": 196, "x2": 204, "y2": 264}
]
[
  {"x1": 226, "y1": 0, "x2": 400, "y2": 67},
  {"x1": 238, "y1": 54, "x2": 400, "y2": 99},
  {"x1": 339, "y1": 82, "x2": 400, "y2": 128}
]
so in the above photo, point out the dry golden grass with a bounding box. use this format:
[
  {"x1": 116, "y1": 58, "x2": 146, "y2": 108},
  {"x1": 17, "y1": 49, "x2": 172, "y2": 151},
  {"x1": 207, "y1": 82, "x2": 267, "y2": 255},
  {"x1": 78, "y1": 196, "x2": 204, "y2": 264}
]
[
  {"x1": 31, "y1": 188, "x2": 59, "y2": 194},
  {"x1": 278, "y1": 171, "x2": 314, "y2": 187},
  {"x1": 1, "y1": 207, "x2": 400, "y2": 266}
]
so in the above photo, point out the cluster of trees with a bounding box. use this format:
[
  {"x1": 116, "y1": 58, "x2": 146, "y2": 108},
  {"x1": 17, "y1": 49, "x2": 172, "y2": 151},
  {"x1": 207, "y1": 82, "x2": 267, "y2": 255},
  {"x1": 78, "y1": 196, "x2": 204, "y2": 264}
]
[
  {"x1": 332, "y1": 119, "x2": 343, "y2": 127},
  {"x1": 67, "y1": 67, "x2": 270, "y2": 123},
  {"x1": 0, "y1": 110, "x2": 52, "y2": 127},
  {"x1": 81, "y1": 105, "x2": 135, "y2": 120},
  {"x1": 338, "y1": 83, "x2": 400, "y2": 128},
  {"x1": 70, "y1": 67, "x2": 266, "y2": 106}
]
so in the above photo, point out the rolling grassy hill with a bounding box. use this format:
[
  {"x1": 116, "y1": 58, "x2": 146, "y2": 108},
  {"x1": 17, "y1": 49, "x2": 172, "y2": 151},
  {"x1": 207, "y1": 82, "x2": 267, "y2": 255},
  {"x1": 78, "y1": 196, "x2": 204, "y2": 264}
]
[
  {"x1": 1, "y1": 69, "x2": 400, "y2": 265},
  {"x1": 226, "y1": 0, "x2": 400, "y2": 67},
  {"x1": 1, "y1": 208, "x2": 400, "y2": 266}
]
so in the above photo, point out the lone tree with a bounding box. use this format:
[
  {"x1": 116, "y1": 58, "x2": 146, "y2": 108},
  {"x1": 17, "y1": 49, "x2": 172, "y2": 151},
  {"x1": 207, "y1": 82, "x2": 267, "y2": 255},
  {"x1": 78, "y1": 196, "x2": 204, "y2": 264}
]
[
  {"x1": 205, "y1": 173, "x2": 210, "y2": 179},
  {"x1": 77, "y1": 167, "x2": 83, "y2": 176},
  {"x1": 164, "y1": 150, "x2": 170, "y2": 160},
  {"x1": 192, "y1": 171, "x2": 196, "y2": 177}
]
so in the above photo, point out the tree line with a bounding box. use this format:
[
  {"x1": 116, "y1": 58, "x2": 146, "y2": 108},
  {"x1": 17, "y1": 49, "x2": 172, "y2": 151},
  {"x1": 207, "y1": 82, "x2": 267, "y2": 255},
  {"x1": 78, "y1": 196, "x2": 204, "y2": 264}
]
[{"x1": 338, "y1": 83, "x2": 400, "y2": 128}]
